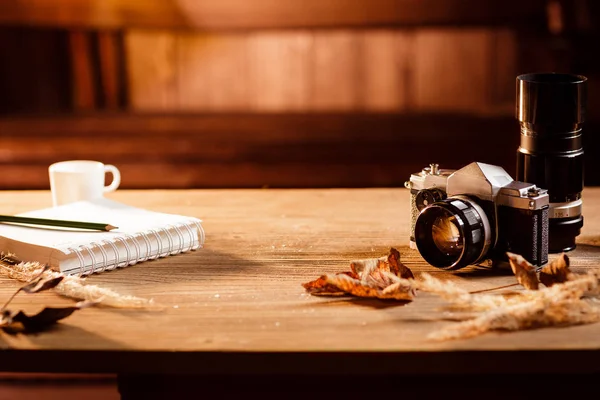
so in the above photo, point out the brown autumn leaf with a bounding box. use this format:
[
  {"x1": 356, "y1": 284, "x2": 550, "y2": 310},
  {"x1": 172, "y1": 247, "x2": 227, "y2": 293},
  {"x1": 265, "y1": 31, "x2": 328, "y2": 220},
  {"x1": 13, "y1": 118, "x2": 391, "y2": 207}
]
[
  {"x1": 20, "y1": 276, "x2": 64, "y2": 294},
  {"x1": 350, "y1": 247, "x2": 413, "y2": 282},
  {"x1": 303, "y1": 248, "x2": 415, "y2": 301},
  {"x1": 323, "y1": 273, "x2": 413, "y2": 301},
  {"x1": 539, "y1": 253, "x2": 572, "y2": 287},
  {"x1": 350, "y1": 256, "x2": 382, "y2": 279},
  {"x1": 388, "y1": 247, "x2": 415, "y2": 280},
  {"x1": 507, "y1": 252, "x2": 539, "y2": 290},
  {"x1": 365, "y1": 266, "x2": 399, "y2": 289},
  {"x1": 302, "y1": 274, "x2": 348, "y2": 296},
  {"x1": 0, "y1": 300, "x2": 97, "y2": 333},
  {"x1": 0, "y1": 253, "x2": 22, "y2": 266}
]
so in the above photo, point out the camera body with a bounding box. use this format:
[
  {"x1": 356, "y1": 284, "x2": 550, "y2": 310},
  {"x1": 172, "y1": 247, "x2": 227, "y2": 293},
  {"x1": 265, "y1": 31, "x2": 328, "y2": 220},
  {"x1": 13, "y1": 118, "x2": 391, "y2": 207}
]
[{"x1": 409, "y1": 162, "x2": 549, "y2": 269}]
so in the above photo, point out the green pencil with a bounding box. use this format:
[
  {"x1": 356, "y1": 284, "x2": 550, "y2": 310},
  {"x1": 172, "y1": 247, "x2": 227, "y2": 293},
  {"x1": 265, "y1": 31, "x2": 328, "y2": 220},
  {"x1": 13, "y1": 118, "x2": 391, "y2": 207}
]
[{"x1": 0, "y1": 215, "x2": 117, "y2": 231}]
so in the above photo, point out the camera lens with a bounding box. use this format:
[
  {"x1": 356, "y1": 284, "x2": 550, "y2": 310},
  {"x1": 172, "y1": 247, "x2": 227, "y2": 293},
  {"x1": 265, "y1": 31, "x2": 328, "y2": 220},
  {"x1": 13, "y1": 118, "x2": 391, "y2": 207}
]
[
  {"x1": 516, "y1": 73, "x2": 587, "y2": 252},
  {"x1": 415, "y1": 197, "x2": 492, "y2": 270},
  {"x1": 431, "y1": 214, "x2": 463, "y2": 257}
]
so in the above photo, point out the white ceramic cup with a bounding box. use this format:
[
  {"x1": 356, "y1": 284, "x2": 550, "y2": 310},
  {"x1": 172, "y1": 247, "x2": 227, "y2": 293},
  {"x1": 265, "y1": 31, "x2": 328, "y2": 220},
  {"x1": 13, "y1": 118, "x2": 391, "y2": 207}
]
[{"x1": 49, "y1": 160, "x2": 121, "y2": 207}]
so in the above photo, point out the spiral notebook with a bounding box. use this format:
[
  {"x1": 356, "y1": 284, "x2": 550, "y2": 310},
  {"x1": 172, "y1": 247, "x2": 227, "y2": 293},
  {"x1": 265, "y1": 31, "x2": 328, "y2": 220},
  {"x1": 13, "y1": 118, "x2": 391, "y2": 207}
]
[{"x1": 0, "y1": 198, "x2": 205, "y2": 275}]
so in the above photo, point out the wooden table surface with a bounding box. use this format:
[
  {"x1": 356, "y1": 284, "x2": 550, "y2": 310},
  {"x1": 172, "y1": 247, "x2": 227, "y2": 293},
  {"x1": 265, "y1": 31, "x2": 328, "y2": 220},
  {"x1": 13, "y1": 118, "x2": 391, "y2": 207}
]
[{"x1": 1, "y1": 188, "x2": 600, "y2": 375}]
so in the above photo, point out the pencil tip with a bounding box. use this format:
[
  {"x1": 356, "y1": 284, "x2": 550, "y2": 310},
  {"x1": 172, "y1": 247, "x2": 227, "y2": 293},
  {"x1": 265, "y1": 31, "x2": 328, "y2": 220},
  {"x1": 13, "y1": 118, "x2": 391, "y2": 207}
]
[{"x1": 106, "y1": 224, "x2": 118, "y2": 231}]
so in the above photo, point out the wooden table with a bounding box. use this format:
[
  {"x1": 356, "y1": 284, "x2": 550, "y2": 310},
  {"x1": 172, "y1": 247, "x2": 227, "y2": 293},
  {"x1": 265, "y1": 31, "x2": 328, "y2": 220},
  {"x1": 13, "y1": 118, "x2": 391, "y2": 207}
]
[{"x1": 1, "y1": 189, "x2": 600, "y2": 397}]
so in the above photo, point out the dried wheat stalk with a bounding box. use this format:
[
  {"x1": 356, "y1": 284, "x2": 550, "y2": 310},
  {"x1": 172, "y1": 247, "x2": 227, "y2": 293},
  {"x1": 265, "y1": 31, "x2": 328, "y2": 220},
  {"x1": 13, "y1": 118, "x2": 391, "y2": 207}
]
[
  {"x1": 409, "y1": 273, "x2": 518, "y2": 311},
  {"x1": 423, "y1": 270, "x2": 600, "y2": 340},
  {"x1": 429, "y1": 297, "x2": 600, "y2": 341},
  {"x1": 0, "y1": 256, "x2": 156, "y2": 309}
]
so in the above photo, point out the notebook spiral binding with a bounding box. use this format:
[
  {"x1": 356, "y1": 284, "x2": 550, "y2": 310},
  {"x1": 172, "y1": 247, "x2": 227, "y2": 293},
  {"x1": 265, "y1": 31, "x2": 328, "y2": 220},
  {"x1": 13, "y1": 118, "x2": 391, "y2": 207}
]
[{"x1": 66, "y1": 221, "x2": 204, "y2": 276}]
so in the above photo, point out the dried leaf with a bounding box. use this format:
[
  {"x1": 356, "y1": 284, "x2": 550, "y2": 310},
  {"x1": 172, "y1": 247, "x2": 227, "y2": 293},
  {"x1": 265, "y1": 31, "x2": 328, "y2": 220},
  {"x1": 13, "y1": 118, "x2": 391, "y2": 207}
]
[
  {"x1": 303, "y1": 248, "x2": 415, "y2": 301},
  {"x1": 302, "y1": 275, "x2": 347, "y2": 296},
  {"x1": 20, "y1": 276, "x2": 64, "y2": 294},
  {"x1": 1, "y1": 300, "x2": 97, "y2": 333},
  {"x1": 539, "y1": 253, "x2": 572, "y2": 287},
  {"x1": 507, "y1": 252, "x2": 539, "y2": 290},
  {"x1": 0, "y1": 266, "x2": 64, "y2": 311},
  {"x1": 387, "y1": 247, "x2": 414, "y2": 279},
  {"x1": 30, "y1": 264, "x2": 51, "y2": 279},
  {"x1": 350, "y1": 248, "x2": 414, "y2": 281},
  {"x1": 364, "y1": 264, "x2": 399, "y2": 288},
  {"x1": 324, "y1": 274, "x2": 413, "y2": 301},
  {"x1": 350, "y1": 257, "x2": 382, "y2": 279},
  {"x1": 1, "y1": 254, "x2": 22, "y2": 266}
]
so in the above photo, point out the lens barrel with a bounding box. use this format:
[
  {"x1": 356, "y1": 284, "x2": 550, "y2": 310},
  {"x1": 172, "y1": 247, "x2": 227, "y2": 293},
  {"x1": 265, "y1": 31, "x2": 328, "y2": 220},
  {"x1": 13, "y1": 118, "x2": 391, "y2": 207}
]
[
  {"x1": 415, "y1": 197, "x2": 491, "y2": 270},
  {"x1": 516, "y1": 73, "x2": 587, "y2": 253}
]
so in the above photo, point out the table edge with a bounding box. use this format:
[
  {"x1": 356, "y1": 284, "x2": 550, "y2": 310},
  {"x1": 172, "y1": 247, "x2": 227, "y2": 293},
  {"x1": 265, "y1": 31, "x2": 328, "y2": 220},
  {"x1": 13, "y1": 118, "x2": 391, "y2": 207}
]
[{"x1": 1, "y1": 349, "x2": 599, "y2": 375}]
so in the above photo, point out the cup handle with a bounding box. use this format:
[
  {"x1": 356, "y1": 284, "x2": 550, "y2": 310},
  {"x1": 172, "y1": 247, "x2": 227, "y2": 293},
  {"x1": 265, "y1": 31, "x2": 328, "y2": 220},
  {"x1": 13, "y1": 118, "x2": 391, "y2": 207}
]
[{"x1": 103, "y1": 164, "x2": 121, "y2": 193}]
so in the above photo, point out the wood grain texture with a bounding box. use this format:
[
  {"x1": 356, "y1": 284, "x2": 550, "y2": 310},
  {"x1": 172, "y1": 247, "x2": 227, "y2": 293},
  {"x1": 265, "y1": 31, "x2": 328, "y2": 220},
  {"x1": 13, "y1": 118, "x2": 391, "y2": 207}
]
[
  {"x1": 360, "y1": 30, "x2": 411, "y2": 111},
  {"x1": 96, "y1": 31, "x2": 122, "y2": 110},
  {"x1": 247, "y1": 32, "x2": 312, "y2": 111},
  {"x1": 0, "y1": 188, "x2": 598, "y2": 375},
  {"x1": 68, "y1": 31, "x2": 96, "y2": 111},
  {"x1": 489, "y1": 29, "x2": 517, "y2": 113},
  {"x1": 125, "y1": 31, "x2": 178, "y2": 110},
  {"x1": 178, "y1": 33, "x2": 250, "y2": 111},
  {"x1": 311, "y1": 31, "x2": 361, "y2": 110},
  {"x1": 0, "y1": 0, "x2": 548, "y2": 30},
  {"x1": 0, "y1": 113, "x2": 523, "y2": 189},
  {"x1": 0, "y1": 383, "x2": 118, "y2": 400},
  {"x1": 413, "y1": 28, "x2": 494, "y2": 113},
  {"x1": 123, "y1": 27, "x2": 518, "y2": 114}
]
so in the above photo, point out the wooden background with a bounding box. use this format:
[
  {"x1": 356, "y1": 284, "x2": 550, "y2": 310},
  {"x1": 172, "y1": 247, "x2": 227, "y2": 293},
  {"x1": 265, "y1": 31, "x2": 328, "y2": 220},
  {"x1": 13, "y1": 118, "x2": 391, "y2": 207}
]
[{"x1": 0, "y1": 0, "x2": 598, "y2": 189}]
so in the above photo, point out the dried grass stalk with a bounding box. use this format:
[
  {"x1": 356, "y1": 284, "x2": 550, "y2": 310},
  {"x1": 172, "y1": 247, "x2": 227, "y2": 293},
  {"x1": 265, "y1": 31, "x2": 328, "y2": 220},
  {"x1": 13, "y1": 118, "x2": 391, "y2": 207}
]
[
  {"x1": 427, "y1": 270, "x2": 600, "y2": 340},
  {"x1": 414, "y1": 273, "x2": 470, "y2": 299},
  {"x1": 412, "y1": 273, "x2": 514, "y2": 311},
  {"x1": 429, "y1": 298, "x2": 600, "y2": 341},
  {"x1": 0, "y1": 258, "x2": 156, "y2": 309}
]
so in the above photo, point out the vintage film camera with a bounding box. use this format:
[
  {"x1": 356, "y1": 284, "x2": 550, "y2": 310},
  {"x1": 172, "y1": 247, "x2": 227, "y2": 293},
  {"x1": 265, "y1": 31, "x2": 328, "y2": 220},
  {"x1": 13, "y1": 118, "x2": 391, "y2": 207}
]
[{"x1": 406, "y1": 162, "x2": 549, "y2": 270}]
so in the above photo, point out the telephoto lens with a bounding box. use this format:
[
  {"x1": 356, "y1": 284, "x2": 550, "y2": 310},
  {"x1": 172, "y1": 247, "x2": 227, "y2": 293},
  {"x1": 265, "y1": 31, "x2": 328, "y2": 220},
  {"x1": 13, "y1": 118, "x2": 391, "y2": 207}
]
[{"x1": 516, "y1": 73, "x2": 587, "y2": 252}]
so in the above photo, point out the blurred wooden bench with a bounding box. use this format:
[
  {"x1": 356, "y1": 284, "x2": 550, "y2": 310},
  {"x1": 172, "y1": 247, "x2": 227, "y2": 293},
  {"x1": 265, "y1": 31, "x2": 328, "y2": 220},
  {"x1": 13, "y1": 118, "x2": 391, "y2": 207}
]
[{"x1": 1, "y1": 0, "x2": 596, "y2": 190}]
